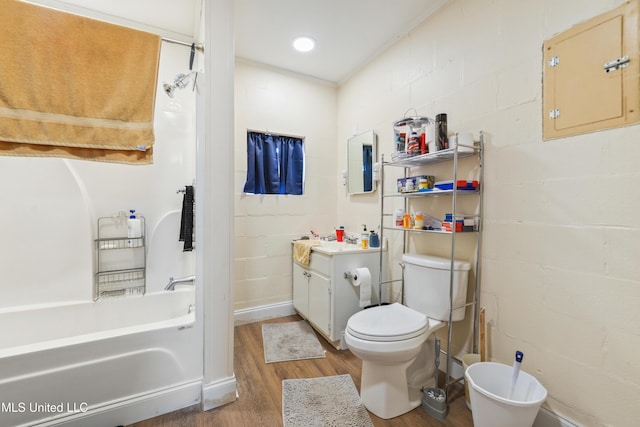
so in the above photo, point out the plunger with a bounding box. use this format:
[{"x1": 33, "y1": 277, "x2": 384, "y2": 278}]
[{"x1": 508, "y1": 350, "x2": 524, "y2": 399}]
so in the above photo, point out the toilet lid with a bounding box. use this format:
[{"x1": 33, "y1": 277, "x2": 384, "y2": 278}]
[{"x1": 347, "y1": 303, "x2": 428, "y2": 342}]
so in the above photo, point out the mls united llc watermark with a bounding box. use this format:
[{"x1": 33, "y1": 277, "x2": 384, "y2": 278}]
[{"x1": 1, "y1": 401, "x2": 89, "y2": 414}]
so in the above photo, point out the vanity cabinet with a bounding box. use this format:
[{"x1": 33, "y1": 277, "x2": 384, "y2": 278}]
[{"x1": 292, "y1": 245, "x2": 384, "y2": 350}]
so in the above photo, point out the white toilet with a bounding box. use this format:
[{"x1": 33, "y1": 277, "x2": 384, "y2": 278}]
[{"x1": 345, "y1": 253, "x2": 470, "y2": 419}]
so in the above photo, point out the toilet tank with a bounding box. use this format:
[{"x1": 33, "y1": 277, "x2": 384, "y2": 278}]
[{"x1": 402, "y1": 253, "x2": 470, "y2": 321}]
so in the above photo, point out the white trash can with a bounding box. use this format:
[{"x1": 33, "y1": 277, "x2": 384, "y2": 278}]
[{"x1": 465, "y1": 362, "x2": 547, "y2": 427}]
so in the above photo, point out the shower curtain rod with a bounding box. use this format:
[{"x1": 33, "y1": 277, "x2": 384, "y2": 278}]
[
  {"x1": 162, "y1": 37, "x2": 204, "y2": 52},
  {"x1": 246, "y1": 128, "x2": 306, "y2": 140}
]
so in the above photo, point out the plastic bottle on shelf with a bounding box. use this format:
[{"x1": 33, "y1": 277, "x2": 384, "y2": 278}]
[
  {"x1": 414, "y1": 212, "x2": 424, "y2": 230},
  {"x1": 403, "y1": 213, "x2": 412, "y2": 229},
  {"x1": 370, "y1": 230, "x2": 380, "y2": 248},
  {"x1": 406, "y1": 131, "x2": 420, "y2": 156},
  {"x1": 394, "y1": 208, "x2": 405, "y2": 227},
  {"x1": 418, "y1": 178, "x2": 429, "y2": 191},
  {"x1": 127, "y1": 210, "x2": 142, "y2": 246},
  {"x1": 360, "y1": 224, "x2": 369, "y2": 249},
  {"x1": 435, "y1": 113, "x2": 448, "y2": 150}
]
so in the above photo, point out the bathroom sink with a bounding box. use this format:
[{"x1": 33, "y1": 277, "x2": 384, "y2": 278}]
[
  {"x1": 320, "y1": 241, "x2": 350, "y2": 250},
  {"x1": 313, "y1": 240, "x2": 384, "y2": 254}
]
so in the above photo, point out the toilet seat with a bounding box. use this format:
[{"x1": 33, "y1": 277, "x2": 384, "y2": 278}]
[{"x1": 347, "y1": 303, "x2": 428, "y2": 342}]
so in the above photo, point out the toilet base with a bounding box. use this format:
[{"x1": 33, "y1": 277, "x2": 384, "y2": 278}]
[{"x1": 360, "y1": 359, "x2": 423, "y2": 419}]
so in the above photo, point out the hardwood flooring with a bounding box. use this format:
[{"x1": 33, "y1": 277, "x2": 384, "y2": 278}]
[{"x1": 129, "y1": 315, "x2": 473, "y2": 427}]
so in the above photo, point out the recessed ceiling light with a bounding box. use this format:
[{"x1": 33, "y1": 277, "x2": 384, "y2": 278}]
[{"x1": 293, "y1": 36, "x2": 315, "y2": 52}]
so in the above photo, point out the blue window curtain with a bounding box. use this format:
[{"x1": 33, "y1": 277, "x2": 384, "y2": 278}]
[{"x1": 243, "y1": 131, "x2": 304, "y2": 195}]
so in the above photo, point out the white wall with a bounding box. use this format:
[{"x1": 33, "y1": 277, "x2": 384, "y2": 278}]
[
  {"x1": 233, "y1": 61, "x2": 338, "y2": 311},
  {"x1": 25, "y1": 0, "x2": 202, "y2": 43},
  {"x1": 336, "y1": 0, "x2": 639, "y2": 426},
  {"x1": 0, "y1": 40, "x2": 197, "y2": 307}
]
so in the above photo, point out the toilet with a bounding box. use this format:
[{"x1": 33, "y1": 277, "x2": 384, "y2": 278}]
[{"x1": 345, "y1": 253, "x2": 470, "y2": 419}]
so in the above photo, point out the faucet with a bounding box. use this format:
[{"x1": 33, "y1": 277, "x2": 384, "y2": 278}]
[
  {"x1": 164, "y1": 275, "x2": 196, "y2": 291},
  {"x1": 344, "y1": 235, "x2": 359, "y2": 245}
]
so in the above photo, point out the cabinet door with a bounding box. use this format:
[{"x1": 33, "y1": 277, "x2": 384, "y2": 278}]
[
  {"x1": 292, "y1": 263, "x2": 309, "y2": 318},
  {"x1": 543, "y1": 0, "x2": 640, "y2": 139},
  {"x1": 308, "y1": 271, "x2": 331, "y2": 337}
]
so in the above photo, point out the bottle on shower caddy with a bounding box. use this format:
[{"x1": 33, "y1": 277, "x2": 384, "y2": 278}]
[{"x1": 127, "y1": 209, "x2": 142, "y2": 247}]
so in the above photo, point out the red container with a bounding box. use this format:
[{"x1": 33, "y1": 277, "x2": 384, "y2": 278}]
[{"x1": 442, "y1": 221, "x2": 463, "y2": 233}]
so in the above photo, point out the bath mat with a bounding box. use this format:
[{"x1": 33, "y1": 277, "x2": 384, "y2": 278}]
[
  {"x1": 282, "y1": 374, "x2": 373, "y2": 427},
  {"x1": 262, "y1": 320, "x2": 326, "y2": 363}
]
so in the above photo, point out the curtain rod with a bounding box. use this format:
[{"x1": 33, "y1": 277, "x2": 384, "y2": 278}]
[
  {"x1": 246, "y1": 128, "x2": 305, "y2": 140},
  {"x1": 162, "y1": 37, "x2": 204, "y2": 53}
]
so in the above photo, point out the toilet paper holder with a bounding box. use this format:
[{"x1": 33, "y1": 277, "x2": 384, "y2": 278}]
[{"x1": 344, "y1": 271, "x2": 356, "y2": 281}]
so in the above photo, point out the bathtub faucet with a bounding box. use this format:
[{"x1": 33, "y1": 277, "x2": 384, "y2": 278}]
[{"x1": 164, "y1": 275, "x2": 196, "y2": 291}]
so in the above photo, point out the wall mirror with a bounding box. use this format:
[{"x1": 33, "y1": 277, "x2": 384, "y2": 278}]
[{"x1": 347, "y1": 130, "x2": 377, "y2": 195}]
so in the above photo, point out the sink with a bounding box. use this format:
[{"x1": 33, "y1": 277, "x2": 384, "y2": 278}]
[
  {"x1": 319, "y1": 241, "x2": 351, "y2": 250},
  {"x1": 313, "y1": 240, "x2": 384, "y2": 254}
]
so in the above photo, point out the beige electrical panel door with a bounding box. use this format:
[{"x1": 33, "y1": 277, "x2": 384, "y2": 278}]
[{"x1": 543, "y1": 0, "x2": 640, "y2": 140}]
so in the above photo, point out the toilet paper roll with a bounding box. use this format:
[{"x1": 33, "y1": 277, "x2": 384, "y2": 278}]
[{"x1": 350, "y1": 267, "x2": 372, "y2": 308}]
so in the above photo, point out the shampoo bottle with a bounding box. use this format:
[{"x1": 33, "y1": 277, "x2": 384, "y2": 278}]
[{"x1": 127, "y1": 210, "x2": 142, "y2": 246}]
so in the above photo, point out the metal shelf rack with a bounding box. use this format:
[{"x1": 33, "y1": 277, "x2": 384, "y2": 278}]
[
  {"x1": 378, "y1": 132, "x2": 484, "y2": 416},
  {"x1": 95, "y1": 213, "x2": 146, "y2": 299}
]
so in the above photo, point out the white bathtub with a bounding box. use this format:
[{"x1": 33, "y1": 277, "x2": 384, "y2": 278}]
[{"x1": 0, "y1": 288, "x2": 202, "y2": 427}]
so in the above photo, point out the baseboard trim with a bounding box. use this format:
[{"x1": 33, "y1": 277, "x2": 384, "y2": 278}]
[
  {"x1": 201, "y1": 376, "x2": 237, "y2": 411},
  {"x1": 234, "y1": 301, "x2": 296, "y2": 325},
  {"x1": 534, "y1": 406, "x2": 579, "y2": 427},
  {"x1": 40, "y1": 381, "x2": 202, "y2": 427}
]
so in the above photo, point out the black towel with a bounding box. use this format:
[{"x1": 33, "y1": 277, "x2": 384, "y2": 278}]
[{"x1": 179, "y1": 185, "x2": 194, "y2": 251}]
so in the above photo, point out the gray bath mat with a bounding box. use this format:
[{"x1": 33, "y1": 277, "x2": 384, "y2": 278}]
[
  {"x1": 262, "y1": 320, "x2": 326, "y2": 364},
  {"x1": 282, "y1": 374, "x2": 374, "y2": 427}
]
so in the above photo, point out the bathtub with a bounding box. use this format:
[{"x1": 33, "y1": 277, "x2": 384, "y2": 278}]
[{"x1": 0, "y1": 287, "x2": 202, "y2": 427}]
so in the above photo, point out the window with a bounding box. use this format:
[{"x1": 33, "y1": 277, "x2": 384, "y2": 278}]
[{"x1": 243, "y1": 131, "x2": 305, "y2": 195}]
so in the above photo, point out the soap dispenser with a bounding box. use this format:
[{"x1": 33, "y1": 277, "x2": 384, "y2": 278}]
[
  {"x1": 370, "y1": 229, "x2": 380, "y2": 248},
  {"x1": 360, "y1": 224, "x2": 369, "y2": 249}
]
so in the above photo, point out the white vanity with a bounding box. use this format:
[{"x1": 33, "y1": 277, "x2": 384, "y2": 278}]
[{"x1": 292, "y1": 241, "x2": 385, "y2": 350}]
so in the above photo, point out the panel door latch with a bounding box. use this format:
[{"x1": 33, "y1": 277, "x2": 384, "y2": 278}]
[{"x1": 604, "y1": 55, "x2": 630, "y2": 73}]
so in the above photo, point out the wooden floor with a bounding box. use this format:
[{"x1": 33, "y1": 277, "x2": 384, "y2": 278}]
[{"x1": 129, "y1": 315, "x2": 473, "y2": 427}]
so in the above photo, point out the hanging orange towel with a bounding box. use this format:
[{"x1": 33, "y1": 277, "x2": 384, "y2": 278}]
[
  {"x1": 0, "y1": 0, "x2": 161, "y2": 164},
  {"x1": 293, "y1": 240, "x2": 321, "y2": 266}
]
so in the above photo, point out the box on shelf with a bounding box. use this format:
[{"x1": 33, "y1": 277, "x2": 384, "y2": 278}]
[
  {"x1": 442, "y1": 221, "x2": 463, "y2": 233},
  {"x1": 397, "y1": 175, "x2": 435, "y2": 193},
  {"x1": 435, "y1": 180, "x2": 479, "y2": 191},
  {"x1": 443, "y1": 213, "x2": 477, "y2": 232}
]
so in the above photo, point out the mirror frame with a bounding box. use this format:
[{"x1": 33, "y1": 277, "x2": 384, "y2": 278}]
[{"x1": 347, "y1": 130, "x2": 377, "y2": 195}]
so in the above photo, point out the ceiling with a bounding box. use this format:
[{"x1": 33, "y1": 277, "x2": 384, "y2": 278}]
[
  {"x1": 234, "y1": 0, "x2": 449, "y2": 85},
  {"x1": 29, "y1": 0, "x2": 448, "y2": 86}
]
